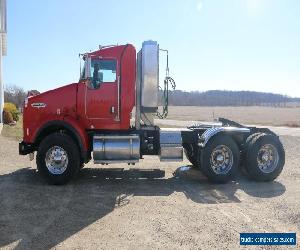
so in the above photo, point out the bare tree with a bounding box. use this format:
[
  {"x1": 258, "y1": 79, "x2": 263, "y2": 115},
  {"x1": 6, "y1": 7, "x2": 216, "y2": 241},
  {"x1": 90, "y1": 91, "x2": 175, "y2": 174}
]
[{"x1": 4, "y1": 84, "x2": 27, "y2": 108}]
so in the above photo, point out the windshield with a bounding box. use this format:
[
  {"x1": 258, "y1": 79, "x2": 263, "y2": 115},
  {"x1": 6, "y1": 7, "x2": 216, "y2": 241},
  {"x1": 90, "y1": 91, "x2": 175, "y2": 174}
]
[{"x1": 80, "y1": 61, "x2": 86, "y2": 81}]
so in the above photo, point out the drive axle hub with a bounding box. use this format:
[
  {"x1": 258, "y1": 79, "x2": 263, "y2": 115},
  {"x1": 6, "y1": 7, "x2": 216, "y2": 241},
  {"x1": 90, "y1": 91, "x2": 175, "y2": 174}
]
[{"x1": 257, "y1": 144, "x2": 279, "y2": 173}]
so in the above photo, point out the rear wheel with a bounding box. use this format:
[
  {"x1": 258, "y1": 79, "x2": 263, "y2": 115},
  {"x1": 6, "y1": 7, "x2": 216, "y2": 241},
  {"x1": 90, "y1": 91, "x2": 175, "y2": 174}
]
[
  {"x1": 245, "y1": 133, "x2": 285, "y2": 181},
  {"x1": 240, "y1": 132, "x2": 262, "y2": 173},
  {"x1": 200, "y1": 135, "x2": 239, "y2": 183},
  {"x1": 184, "y1": 144, "x2": 200, "y2": 168},
  {"x1": 36, "y1": 133, "x2": 81, "y2": 185}
]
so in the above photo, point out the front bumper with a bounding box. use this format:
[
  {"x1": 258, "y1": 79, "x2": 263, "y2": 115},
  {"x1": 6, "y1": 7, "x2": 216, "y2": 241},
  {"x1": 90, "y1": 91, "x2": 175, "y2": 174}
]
[{"x1": 19, "y1": 141, "x2": 35, "y2": 155}]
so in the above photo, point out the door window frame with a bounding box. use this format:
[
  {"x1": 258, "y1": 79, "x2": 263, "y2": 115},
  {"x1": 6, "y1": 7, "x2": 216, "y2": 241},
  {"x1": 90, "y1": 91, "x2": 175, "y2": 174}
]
[
  {"x1": 86, "y1": 58, "x2": 118, "y2": 90},
  {"x1": 84, "y1": 57, "x2": 120, "y2": 120}
]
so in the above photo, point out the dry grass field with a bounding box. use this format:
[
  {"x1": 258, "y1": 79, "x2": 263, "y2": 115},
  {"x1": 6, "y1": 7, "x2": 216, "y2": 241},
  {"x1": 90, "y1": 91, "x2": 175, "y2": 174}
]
[
  {"x1": 1, "y1": 105, "x2": 300, "y2": 148},
  {"x1": 2, "y1": 106, "x2": 300, "y2": 141},
  {"x1": 165, "y1": 106, "x2": 300, "y2": 127},
  {"x1": 1, "y1": 116, "x2": 23, "y2": 141}
]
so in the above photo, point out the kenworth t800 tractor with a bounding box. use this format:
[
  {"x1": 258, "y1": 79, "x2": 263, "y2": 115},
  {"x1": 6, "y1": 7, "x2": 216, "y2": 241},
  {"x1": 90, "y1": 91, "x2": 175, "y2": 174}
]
[{"x1": 19, "y1": 41, "x2": 285, "y2": 185}]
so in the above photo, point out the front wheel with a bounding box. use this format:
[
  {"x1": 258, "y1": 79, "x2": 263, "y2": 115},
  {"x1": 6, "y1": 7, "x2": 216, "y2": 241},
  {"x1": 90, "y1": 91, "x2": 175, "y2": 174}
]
[
  {"x1": 36, "y1": 133, "x2": 81, "y2": 185},
  {"x1": 200, "y1": 135, "x2": 239, "y2": 183}
]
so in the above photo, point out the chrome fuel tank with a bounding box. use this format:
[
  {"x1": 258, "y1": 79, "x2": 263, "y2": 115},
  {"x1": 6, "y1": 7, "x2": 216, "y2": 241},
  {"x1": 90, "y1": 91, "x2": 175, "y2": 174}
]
[{"x1": 93, "y1": 135, "x2": 140, "y2": 164}]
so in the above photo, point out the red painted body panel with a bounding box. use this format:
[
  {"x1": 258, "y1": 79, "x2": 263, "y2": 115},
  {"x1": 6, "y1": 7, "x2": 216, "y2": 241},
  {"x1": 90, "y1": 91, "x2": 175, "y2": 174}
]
[
  {"x1": 76, "y1": 44, "x2": 136, "y2": 130},
  {"x1": 23, "y1": 83, "x2": 77, "y2": 143},
  {"x1": 23, "y1": 44, "x2": 136, "y2": 149}
]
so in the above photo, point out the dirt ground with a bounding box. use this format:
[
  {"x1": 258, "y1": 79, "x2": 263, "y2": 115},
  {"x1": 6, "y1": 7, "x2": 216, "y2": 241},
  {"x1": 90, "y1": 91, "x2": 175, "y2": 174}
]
[{"x1": 0, "y1": 134, "x2": 299, "y2": 250}]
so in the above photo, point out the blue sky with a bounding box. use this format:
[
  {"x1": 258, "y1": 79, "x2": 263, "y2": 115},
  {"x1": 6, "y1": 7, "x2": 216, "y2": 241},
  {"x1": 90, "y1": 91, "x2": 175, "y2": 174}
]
[{"x1": 3, "y1": 0, "x2": 300, "y2": 96}]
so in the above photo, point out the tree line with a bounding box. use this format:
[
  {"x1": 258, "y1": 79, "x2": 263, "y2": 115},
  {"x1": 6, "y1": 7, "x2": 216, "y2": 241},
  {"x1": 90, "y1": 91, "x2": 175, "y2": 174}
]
[
  {"x1": 161, "y1": 90, "x2": 299, "y2": 107},
  {"x1": 4, "y1": 85, "x2": 300, "y2": 108}
]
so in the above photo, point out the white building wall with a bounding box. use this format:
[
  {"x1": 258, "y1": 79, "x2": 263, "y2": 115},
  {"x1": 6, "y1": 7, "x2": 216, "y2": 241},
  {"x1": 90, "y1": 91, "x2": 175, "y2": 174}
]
[
  {"x1": 0, "y1": 0, "x2": 7, "y2": 126},
  {"x1": 0, "y1": 35, "x2": 4, "y2": 124}
]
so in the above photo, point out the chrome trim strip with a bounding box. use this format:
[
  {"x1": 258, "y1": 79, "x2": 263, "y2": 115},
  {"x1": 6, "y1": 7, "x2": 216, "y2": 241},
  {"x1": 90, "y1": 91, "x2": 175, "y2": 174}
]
[{"x1": 115, "y1": 75, "x2": 120, "y2": 121}]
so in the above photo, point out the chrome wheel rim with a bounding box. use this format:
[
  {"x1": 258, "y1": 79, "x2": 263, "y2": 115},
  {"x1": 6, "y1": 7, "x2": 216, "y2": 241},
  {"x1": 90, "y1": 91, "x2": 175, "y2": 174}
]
[
  {"x1": 257, "y1": 144, "x2": 279, "y2": 173},
  {"x1": 210, "y1": 145, "x2": 234, "y2": 174},
  {"x1": 45, "y1": 146, "x2": 68, "y2": 175}
]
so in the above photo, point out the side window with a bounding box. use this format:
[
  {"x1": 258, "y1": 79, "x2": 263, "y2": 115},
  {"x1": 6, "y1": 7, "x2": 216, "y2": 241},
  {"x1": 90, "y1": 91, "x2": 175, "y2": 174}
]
[{"x1": 89, "y1": 59, "x2": 117, "y2": 89}]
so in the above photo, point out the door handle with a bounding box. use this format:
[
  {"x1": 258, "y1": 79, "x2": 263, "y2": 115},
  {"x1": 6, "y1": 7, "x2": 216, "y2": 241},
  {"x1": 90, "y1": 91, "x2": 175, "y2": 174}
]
[{"x1": 110, "y1": 106, "x2": 115, "y2": 114}]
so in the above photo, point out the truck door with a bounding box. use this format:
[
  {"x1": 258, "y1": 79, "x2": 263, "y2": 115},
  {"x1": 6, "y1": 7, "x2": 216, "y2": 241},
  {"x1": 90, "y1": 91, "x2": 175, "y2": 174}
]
[{"x1": 85, "y1": 58, "x2": 119, "y2": 122}]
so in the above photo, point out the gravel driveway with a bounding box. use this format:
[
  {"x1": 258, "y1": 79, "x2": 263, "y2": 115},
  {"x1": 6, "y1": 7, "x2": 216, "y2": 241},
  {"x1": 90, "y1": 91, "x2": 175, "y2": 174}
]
[{"x1": 0, "y1": 135, "x2": 299, "y2": 249}]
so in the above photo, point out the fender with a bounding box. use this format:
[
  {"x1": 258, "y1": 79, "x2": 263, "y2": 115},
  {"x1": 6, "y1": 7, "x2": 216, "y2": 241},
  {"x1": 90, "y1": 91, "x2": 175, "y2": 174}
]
[
  {"x1": 34, "y1": 117, "x2": 89, "y2": 160},
  {"x1": 198, "y1": 126, "x2": 250, "y2": 147},
  {"x1": 62, "y1": 116, "x2": 90, "y2": 151}
]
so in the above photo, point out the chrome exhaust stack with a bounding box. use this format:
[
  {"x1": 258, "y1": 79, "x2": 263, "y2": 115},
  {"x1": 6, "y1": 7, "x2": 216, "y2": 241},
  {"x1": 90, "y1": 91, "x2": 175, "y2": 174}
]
[{"x1": 135, "y1": 40, "x2": 159, "y2": 129}]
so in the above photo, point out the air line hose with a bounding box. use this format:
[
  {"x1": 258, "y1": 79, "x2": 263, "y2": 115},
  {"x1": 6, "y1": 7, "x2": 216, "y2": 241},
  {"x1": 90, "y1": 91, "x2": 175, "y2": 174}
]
[{"x1": 157, "y1": 76, "x2": 176, "y2": 119}]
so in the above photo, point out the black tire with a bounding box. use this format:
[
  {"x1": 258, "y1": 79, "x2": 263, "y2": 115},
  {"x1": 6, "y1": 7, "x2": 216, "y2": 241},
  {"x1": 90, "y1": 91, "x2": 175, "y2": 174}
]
[
  {"x1": 36, "y1": 133, "x2": 81, "y2": 185},
  {"x1": 245, "y1": 132, "x2": 262, "y2": 146},
  {"x1": 184, "y1": 144, "x2": 200, "y2": 168},
  {"x1": 80, "y1": 161, "x2": 85, "y2": 169},
  {"x1": 245, "y1": 133, "x2": 285, "y2": 182},
  {"x1": 200, "y1": 135, "x2": 239, "y2": 183},
  {"x1": 240, "y1": 132, "x2": 262, "y2": 173}
]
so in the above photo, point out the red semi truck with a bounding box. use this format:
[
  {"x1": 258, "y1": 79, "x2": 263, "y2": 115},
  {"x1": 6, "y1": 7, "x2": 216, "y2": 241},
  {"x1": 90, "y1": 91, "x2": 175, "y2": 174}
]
[{"x1": 19, "y1": 41, "x2": 285, "y2": 185}]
